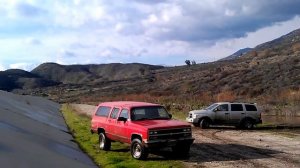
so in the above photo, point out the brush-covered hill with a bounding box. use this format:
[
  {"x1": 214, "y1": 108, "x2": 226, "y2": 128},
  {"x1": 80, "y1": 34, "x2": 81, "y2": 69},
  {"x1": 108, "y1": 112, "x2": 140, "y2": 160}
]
[
  {"x1": 150, "y1": 28, "x2": 300, "y2": 97},
  {"x1": 31, "y1": 63, "x2": 164, "y2": 84}
]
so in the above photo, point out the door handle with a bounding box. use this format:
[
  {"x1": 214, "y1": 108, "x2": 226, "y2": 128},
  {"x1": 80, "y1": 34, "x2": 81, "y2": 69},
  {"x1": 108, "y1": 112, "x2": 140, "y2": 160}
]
[
  {"x1": 241, "y1": 113, "x2": 245, "y2": 114},
  {"x1": 225, "y1": 113, "x2": 229, "y2": 114}
]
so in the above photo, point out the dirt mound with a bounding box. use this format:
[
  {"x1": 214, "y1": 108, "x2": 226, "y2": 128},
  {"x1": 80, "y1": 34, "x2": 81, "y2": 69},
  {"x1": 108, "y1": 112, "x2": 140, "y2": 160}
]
[{"x1": 0, "y1": 91, "x2": 96, "y2": 167}]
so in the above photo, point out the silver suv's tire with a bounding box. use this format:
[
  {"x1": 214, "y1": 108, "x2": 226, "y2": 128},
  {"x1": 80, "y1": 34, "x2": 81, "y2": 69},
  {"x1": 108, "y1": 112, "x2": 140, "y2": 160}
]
[
  {"x1": 199, "y1": 118, "x2": 210, "y2": 129},
  {"x1": 242, "y1": 119, "x2": 254, "y2": 129}
]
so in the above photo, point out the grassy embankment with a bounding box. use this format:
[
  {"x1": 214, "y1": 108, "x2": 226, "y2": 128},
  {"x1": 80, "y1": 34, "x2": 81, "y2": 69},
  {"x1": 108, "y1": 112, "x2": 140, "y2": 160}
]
[{"x1": 61, "y1": 104, "x2": 183, "y2": 168}]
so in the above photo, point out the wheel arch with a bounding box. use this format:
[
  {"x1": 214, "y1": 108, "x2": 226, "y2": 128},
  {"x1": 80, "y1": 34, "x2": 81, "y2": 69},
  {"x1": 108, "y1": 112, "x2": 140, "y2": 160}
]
[
  {"x1": 131, "y1": 133, "x2": 142, "y2": 142},
  {"x1": 97, "y1": 128, "x2": 105, "y2": 134},
  {"x1": 198, "y1": 116, "x2": 213, "y2": 124},
  {"x1": 239, "y1": 116, "x2": 254, "y2": 124}
]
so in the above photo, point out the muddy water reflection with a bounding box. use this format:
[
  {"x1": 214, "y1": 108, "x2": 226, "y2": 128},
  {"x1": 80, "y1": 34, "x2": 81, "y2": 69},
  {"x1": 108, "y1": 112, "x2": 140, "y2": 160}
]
[{"x1": 262, "y1": 115, "x2": 300, "y2": 126}]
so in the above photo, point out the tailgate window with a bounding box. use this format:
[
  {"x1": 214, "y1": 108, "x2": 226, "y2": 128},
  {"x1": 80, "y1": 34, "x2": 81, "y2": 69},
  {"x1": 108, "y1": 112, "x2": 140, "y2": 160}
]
[{"x1": 245, "y1": 104, "x2": 257, "y2": 111}]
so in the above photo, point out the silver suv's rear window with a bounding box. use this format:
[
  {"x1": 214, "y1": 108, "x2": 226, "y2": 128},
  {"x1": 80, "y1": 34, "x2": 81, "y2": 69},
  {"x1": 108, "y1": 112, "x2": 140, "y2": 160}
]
[
  {"x1": 231, "y1": 104, "x2": 243, "y2": 111},
  {"x1": 245, "y1": 104, "x2": 257, "y2": 111}
]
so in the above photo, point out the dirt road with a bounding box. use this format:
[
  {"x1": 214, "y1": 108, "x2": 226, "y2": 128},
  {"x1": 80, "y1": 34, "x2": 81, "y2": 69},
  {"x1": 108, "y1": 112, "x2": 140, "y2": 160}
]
[
  {"x1": 71, "y1": 103, "x2": 300, "y2": 168},
  {"x1": 186, "y1": 128, "x2": 300, "y2": 168}
]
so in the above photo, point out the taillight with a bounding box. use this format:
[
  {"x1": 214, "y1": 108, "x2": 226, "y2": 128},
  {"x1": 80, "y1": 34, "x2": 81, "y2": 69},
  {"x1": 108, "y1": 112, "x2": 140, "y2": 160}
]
[{"x1": 260, "y1": 113, "x2": 261, "y2": 119}]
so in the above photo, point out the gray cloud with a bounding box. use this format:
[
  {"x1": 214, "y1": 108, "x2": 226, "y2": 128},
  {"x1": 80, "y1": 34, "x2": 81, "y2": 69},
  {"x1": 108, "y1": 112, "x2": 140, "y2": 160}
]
[
  {"x1": 15, "y1": 2, "x2": 46, "y2": 17},
  {"x1": 139, "y1": 0, "x2": 300, "y2": 43},
  {"x1": 25, "y1": 38, "x2": 42, "y2": 45},
  {"x1": 60, "y1": 50, "x2": 76, "y2": 58},
  {"x1": 1, "y1": 0, "x2": 300, "y2": 68}
]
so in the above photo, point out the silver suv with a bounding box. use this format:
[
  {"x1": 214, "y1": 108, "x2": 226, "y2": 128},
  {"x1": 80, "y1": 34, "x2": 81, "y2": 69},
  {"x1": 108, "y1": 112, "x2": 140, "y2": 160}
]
[{"x1": 186, "y1": 102, "x2": 262, "y2": 129}]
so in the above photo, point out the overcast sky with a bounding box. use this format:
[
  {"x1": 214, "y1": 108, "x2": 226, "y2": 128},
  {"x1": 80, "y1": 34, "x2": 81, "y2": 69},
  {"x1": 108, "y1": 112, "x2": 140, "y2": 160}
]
[{"x1": 0, "y1": 0, "x2": 300, "y2": 71}]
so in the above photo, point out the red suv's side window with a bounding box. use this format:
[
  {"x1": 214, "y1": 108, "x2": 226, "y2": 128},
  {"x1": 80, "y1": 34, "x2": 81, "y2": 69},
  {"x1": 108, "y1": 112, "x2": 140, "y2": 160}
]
[
  {"x1": 110, "y1": 108, "x2": 120, "y2": 119},
  {"x1": 120, "y1": 109, "x2": 129, "y2": 119},
  {"x1": 95, "y1": 106, "x2": 111, "y2": 117}
]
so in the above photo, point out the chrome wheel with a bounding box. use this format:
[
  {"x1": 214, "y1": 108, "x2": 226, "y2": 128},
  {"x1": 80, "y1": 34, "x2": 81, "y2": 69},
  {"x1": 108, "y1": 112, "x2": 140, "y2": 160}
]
[
  {"x1": 132, "y1": 143, "x2": 142, "y2": 158},
  {"x1": 99, "y1": 133, "x2": 105, "y2": 149},
  {"x1": 130, "y1": 139, "x2": 148, "y2": 160},
  {"x1": 98, "y1": 132, "x2": 111, "y2": 150}
]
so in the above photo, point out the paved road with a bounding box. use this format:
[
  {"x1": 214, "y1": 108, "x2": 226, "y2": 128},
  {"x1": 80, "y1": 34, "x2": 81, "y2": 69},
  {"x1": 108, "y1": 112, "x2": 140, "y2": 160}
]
[{"x1": 0, "y1": 91, "x2": 97, "y2": 168}]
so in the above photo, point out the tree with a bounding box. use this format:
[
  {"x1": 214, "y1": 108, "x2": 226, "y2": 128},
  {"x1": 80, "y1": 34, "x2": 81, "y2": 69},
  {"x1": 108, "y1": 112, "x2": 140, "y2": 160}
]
[
  {"x1": 191, "y1": 60, "x2": 196, "y2": 65},
  {"x1": 185, "y1": 60, "x2": 191, "y2": 66}
]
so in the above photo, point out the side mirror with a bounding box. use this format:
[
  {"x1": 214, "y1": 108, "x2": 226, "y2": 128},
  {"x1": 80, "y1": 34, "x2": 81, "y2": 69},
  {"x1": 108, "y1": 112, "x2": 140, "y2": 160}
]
[
  {"x1": 213, "y1": 108, "x2": 217, "y2": 112},
  {"x1": 169, "y1": 114, "x2": 172, "y2": 119},
  {"x1": 117, "y1": 117, "x2": 127, "y2": 122}
]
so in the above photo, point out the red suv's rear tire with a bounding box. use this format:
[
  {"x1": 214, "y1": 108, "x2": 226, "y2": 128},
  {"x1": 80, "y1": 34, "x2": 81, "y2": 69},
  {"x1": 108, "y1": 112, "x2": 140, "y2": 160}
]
[{"x1": 99, "y1": 132, "x2": 111, "y2": 151}]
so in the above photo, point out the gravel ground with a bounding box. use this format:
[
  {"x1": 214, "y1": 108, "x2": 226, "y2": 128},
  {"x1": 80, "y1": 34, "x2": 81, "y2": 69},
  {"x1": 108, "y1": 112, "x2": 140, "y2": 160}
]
[
  {"x1": 186, "y1": 128, "x2": 300, "y2": 168},
  {"x1": 70, "y1": 103, "x2": 96, "y2": 117}
]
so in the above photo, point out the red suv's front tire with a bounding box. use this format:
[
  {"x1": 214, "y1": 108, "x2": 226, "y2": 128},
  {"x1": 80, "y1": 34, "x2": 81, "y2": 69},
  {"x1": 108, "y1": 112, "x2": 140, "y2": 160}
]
[{"x1": 130, "y1": 139, "x2": 148, "y2": 160}]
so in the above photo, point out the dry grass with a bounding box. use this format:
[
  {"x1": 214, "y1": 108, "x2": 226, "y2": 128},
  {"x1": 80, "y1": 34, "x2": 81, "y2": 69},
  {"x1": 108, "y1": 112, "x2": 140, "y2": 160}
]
[{"x1": 261, "y1": 88, "x2": 300, "y2": 116}]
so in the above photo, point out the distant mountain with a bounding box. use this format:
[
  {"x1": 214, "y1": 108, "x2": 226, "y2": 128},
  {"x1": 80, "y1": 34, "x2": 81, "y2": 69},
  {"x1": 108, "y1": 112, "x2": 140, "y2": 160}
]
[
  {"x1": 220, "y1": 48, "x2": 253, "y2": 61},
  {"x1": 0, "y1": 69, "x2": 59, "y2": 91},
  {"x1": 31, "y1": 63, "x2": 164, "y2": 84}
]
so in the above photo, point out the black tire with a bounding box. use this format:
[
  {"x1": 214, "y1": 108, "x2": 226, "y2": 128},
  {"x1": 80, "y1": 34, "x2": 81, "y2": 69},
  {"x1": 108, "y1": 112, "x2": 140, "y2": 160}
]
[
  {"x1": 172, "y1": 143, "x2": 190, "y2": 157},
  {"x1": 131, "y1": 139, "x2": 148, "y2": 160},
  {"x1": 199, "y1": 118, "x2": 210, "y2": 129},
  {"x1": 99, "y1": 132, "x2": 111, "y2": 151},
  {"x1": 242, "y1": 119, "x2": 254, "y2": 129},
  {"x1": 193, "y1": 122, "x2": 200, "y2": 127}
]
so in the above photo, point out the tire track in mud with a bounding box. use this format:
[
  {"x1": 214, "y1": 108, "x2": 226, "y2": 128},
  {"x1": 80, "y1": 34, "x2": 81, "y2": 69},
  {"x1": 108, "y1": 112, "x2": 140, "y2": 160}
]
[
  {"x1": 191, "y1": 129, "x2": 299, "y2": 167},
  {"x1": 190, "y1": 129, "x2": 267, "y2": 168},
  {"x1": 210, "y1": 130, "x2": 300, "y2": 165}
]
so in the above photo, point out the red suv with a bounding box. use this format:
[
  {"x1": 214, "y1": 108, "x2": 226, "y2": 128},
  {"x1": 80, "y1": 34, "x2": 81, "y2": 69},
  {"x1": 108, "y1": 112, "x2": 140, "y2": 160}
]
[{"x1": 91, "y1": 101, "x2": 194, "y2": 159}]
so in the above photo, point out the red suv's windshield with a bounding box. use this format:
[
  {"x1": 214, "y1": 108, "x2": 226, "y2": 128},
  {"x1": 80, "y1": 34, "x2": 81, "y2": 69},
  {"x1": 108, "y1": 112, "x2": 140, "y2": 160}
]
[{"x1": 131, "y1": 106, "x2": 171, "y2": 121}]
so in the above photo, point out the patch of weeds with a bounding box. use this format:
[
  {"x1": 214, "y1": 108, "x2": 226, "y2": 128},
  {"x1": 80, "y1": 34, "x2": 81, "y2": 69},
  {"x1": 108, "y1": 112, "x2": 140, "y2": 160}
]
[{"x1": 61, "y1": 104, "x2": 183, "y2": 168}]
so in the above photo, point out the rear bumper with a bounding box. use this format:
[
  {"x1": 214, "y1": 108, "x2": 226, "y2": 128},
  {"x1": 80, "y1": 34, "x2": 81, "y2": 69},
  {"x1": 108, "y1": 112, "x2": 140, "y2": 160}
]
[{"x1": 144, "y1": 138, "x2": 194, "y2": 148}]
